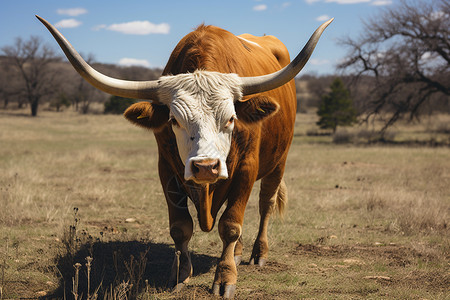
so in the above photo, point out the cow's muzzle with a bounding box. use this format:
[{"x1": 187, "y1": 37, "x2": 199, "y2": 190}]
[{"x1": 191, "y1": 158, "x2": 221, "y2": 183}]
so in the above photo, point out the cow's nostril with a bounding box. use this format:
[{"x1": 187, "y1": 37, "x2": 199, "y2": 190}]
[
  {"x1": 192, "y1": 161, "x2": 200, "y2": 174},
  {"x1": 192, "y1": 159, "x2": 220, "y2": 177},
  {"x1": 212, "y1": 160, "x2": 220, "y2": 171}
]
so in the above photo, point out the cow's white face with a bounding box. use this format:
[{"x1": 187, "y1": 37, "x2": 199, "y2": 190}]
[{"x1": 158, "y1": 71, "x2": 243, "y2": 184}]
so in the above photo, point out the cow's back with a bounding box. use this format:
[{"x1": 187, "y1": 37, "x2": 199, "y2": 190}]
[{"x1": 164, "y1": 25, "x2": 290, "y2": 77}]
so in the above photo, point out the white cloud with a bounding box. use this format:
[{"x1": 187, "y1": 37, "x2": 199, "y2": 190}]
[
  {"x1": 92, "y1": 24, "x2": 107, "y2": 31},
  {"x1": 281, "y1": 2, "x2": 292, "y2": 9},
  {"x1": 325, "y1": 0, "x2": 370, "y2": 3},
  {"x1": 106, "y1": 21, "x2": 170, "y2": 35},
  {"x1": 305, "y1": 0, "x2": 320, "y2": 4},
  {"x1": 253, "y1": 4, "x2": 268, "y2": 11},
  {"x1": 371, "y1": 0, "x2": 392, "y2": 5},
  {"x1": 316, "y1": 14, "x2": 331, "y2": 22},
  {"x1": 310, "y1": 58, "x2": 330, "y2": 65},
  {"x1": 57, "y1": 8, "x2": 87, "y2": 17},
  {"x1": 55, "y1": 19, "x2": 82, "y2": 29},
  {"x1": 118, "y1": 58, "x2": 151, "y2": 68}
]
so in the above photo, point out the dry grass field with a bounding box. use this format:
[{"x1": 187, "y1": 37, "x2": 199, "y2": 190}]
[{"x1": 0, "y1": 108, "x2": 449, "y2": 299}]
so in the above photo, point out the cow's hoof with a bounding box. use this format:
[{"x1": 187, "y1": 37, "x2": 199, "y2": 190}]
[
  {"x1": 224, "y1": 284, "x2": 236, "y2": 299},
  {"x1": 212, "y1": 283, "x2": 236, "y2": 299},
  {"x1": 212, "y1": 283, "x2": 220, "y2": 295},
  {"x1": 234, "y1": 255, "x2": 242, "y2": 266},
  {"x1": 171, "y1": 282, "x2": 186, "y2": 292},
  {"x1": 249, "y1": 257, "x2": 267, "y2": 267}
]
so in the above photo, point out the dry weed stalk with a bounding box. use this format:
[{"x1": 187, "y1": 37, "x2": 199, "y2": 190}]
[
  {"x1": 0, "y1": 238, "x2": 10, "y2": 300},
  {"x1": 86, "y1": 256, "x2": 93, "y2": 300},
  {"x1": 0, "y1": 256, "x2": 5, "y2": 300},
  {"x1": 103, "y1": 281, "x2": 130, "y2": 300},
  {"x1": 62, "y1": 207, "x2": 80, "y2": 258},
  {"x1": 72, "y1": 262, "x2": 82, "y2": 300},
  {"x1": 144, "y1": 279, "x2": 150, "y2": 300},
  {"x1": 70, "y1": 256, "x2": 101, "y2": 300},
  {"x1": 123, "y1": 248, "x2": 149, "y2": 297},
  {"x1": 175, "y1": 250, "x2": 181, "y2": 293}
]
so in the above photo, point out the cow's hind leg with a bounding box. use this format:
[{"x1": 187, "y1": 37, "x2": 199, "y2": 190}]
[{"x1": 250, "y1": 170, "x2": 287, "y2": 267}]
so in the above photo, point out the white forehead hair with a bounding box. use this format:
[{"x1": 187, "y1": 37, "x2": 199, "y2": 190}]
[
  {"x1": 155, "y1": 70, "x2": 243, "y2": 182},
  {"x1": 156, "y1": 70, "x2": 243, "y2": 105}
]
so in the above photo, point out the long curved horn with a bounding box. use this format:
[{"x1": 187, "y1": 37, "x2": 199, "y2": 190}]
[
  {"x1": 36, "y1": 15, "x2": 160, "y2": 102},
  {"x1": 240, "y1": 18, "x2": 333, "y2": 96}
]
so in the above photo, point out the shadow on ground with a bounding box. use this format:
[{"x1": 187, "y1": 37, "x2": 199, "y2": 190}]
[{"x1": 48, "y1": 240, "x2": 217, "y2": 298}]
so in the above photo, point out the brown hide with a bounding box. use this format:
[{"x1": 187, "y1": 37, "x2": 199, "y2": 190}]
[{"x1": 155, "y1": 25, "x2": 296, "y2": 232}]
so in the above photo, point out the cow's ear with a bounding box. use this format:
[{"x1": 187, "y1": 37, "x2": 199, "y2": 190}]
[
  {"x1": 124, "y1": 102, "x2": 169, "y2": 130},
  {"x1": 235, "y1": 96, "x2": 280, "y2": 124}
]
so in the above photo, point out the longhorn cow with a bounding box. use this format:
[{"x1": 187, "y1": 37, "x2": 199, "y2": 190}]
[{"x1": 37, "y1": 15, "x2": 332, "y2": 298}]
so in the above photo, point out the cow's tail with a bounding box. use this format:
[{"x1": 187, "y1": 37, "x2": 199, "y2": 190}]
[{"x1": 276, "y1": 179, "x2": 288, "y2": 218}]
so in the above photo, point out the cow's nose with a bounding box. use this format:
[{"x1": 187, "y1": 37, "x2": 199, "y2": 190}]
[{"x1": 191, "y1": 159, "x2": 220, "y2": 182}]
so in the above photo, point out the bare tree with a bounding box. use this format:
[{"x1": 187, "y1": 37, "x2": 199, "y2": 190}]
[
  {"x1": 1, "y1": 36, "x2": 61, "y2": 116},
  {"x1": 339, "y1": 0, "x2": 449, "y2": 133},
  {"x1": 0, "y1": 57, "x2": 13, "y2": 108},
  {"x1": 67, "y1": 53, "x2": 99, "y2": 114},
  {"x1": 298, "y1": 74, "x2": 335, "y2": 108}
]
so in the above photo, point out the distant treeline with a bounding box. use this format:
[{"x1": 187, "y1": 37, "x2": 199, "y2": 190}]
[
  {"x1": 0, "y1": 54, "x2": 162, "y2": 114},
  {"x1": 296, "y1": 74, "x2": 450, "y2": 116},
  {"x1": 2, "y1": 0, "x2": 448, "y2": 136},
  {"x1": 1, "y1": 54, "x2": 448, "y2": 117}
]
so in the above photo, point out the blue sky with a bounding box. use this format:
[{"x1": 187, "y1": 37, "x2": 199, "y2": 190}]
[{"x1": 0, "y1": 0, "x2": 395, "y2": 75}]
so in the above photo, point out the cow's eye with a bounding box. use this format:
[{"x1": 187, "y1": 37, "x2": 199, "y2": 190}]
[
  {"x1": 169, "y1": 117, "x2": 180, "y2": 128},
  {"x1": 225, "y1": 116, "x2": 235, "y2": 128}
]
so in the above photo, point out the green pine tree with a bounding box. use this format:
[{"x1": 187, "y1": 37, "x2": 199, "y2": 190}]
[
  {"x1": 104, "y1": 95, "x2": 136, "y2": 114},
  {"x1": 316, "y1": 78, "x2": 357, "y2": 133}
]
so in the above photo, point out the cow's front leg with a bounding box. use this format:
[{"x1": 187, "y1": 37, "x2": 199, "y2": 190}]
[
  {"x1": 212, "y1": 172, "x2": 255, "y2": 298},
  {"x1": 168, "y1": 213, "x2": 193, "y2": 291},
  {"x1": 212, "y1": 212, "x2": 242, "y2": 298},
  {"x1": 234, "y1": 235, "x2": 244, "y2": 266},
  {"x1": 163, "y1": 175, "x2": 194, "y2": 290}
]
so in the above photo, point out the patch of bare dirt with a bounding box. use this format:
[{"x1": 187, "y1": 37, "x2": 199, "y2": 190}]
[
  {"x1": 397, "y1": 270, "x2": 450, "y2": 291},
  {"x1": 238, "y1": 260, "x2": 291, "y2": 274},
  {"x1": 238, "y1": 290, "x2": 299, "y2": 300},
  {"x1": 293, "y1": 243, "x2": 449, "y2": 295},
  {"x1": 293, "y1": 243, "x2": 436, "y2": 266},
  {"x1": 170, "y1": 284, "x2": 298, "y2": 300},
  {"x1": 161, "y1": 284, "x2": 213, "y2": 299}
]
